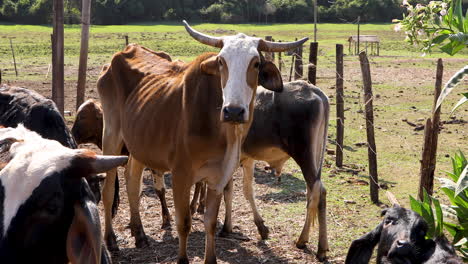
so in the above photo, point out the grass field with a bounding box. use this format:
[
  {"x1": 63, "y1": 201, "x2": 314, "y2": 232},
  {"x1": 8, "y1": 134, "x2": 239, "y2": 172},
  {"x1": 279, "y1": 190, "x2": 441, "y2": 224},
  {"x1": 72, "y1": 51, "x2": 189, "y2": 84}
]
[{"x1": 0, "y1": 23, "x2": 467, "y2": 263}]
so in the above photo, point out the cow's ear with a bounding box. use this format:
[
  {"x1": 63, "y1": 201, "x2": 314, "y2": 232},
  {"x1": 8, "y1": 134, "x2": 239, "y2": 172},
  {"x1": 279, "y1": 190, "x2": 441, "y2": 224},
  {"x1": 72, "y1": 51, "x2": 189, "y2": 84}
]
[
  {"x1": 345, "y1": 222, "x2": 383, "y2": 264},
  {"x1": 66, "y1": 183, "x2": 102, "y2": 264},
  {"x1": 201, "y1": 56, "x2": 219, "y2": 75},
  {"x1": 259, "y1": 61, "x2": 283, "y2": 92}
]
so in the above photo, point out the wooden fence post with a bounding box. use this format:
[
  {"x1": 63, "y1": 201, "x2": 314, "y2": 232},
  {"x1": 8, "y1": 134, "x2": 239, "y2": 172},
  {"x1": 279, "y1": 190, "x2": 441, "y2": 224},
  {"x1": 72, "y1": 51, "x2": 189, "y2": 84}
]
[
  {"x1": 76, "y1": 0, "x2": 91, "y2": 110},
  {"x1": 359, "y1": 51, "x2": 379, "y2": 204},
  {"x1": 278, "y1": 40, "x2": 282, "y2": 73},
  {"x1": 52, "y1": 0, "x2": 65, "y2": 116},
  {"x1": 288, "y1": 54, "x2": 295, "y2": 82},
  {"x1": 265, "y1": 36, "x2": 273, "y2": 61},
  {"x1": 0, "y1": 69, "x2": 2, "y2": 84},
  {"x1": 308, "y1": 42, "x2": 318, "y2": 85},
  {"x1": 336, "y1": 44, "x2": 344, "y2": 167},
  {"x1": 418, "y1": 59, "x2": 443, "y2": 200},
  {"x1": 125, "y1": 35, "x2": 129, "y2": 46},
  {"x1": 294, "y1": 41, "x2": 303, "y2": 80},
  {"x1": 9, "y1": 38, "x2": 18, "y2": 77}
]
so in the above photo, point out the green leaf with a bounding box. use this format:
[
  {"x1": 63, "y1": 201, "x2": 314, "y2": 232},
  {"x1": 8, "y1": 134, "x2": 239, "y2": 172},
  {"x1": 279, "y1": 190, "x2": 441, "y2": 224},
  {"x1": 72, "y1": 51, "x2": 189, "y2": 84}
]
[
  {"x1": 451, "y1": 95, "x2": 468, "y2": 115},
  {"x1": 455, "y1": 237, "x2": 467, "y2": 247},
  {"x1": 455, "y1": 164, "x2": 468, "y2": 197},
  {"x1": 435, "y1": 65, "x2": 468, "y2": 110},
  {"x1": 453, "y1": 0, "x2": 464, "y2": 32},
  {"x1": 432, "y1": 197, "x2": 444, "y2": 237},
  {"x1": 432, "y1": 34, "x2": 450, "y2": 44},
  {"x1": 448, "y1": 32, "x2": 468, "y2": 44},
  {"x1": 440, "y1": 40, "x2": 466, "y2": 55},
  {"x1": 410, "y1": 195, "x2": 423, "y2": 215},
  {"x1": 422, "y1": 190, "x2": 436, "y2": 238}
]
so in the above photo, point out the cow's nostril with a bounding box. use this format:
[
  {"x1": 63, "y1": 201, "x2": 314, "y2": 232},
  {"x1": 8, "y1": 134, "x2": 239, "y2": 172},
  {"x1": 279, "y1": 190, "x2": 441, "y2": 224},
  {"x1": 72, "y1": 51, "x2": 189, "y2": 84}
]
[
  {"x1": 396, "y1": 240, "x2": 408, "y2": 247},
  {"x1": 223, "y1": 108, "x2": 229, "y2": 114}
]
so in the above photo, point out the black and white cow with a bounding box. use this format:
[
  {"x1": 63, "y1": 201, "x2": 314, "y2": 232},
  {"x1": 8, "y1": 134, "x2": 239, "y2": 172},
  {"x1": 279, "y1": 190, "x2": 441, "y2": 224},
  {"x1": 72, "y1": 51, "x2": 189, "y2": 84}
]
[
  {"x1": 0, "y1": 125, "x2": 127, "y2": 263},
  {"x1": 0, "y1": 85, "x2": 104, "y2": 202},
  {"x1": 345, "y1": 205, "x2": 463, "y2": 264},
  {"x1": 0, "y1": 85, "x2": 77, "y2": 149}
]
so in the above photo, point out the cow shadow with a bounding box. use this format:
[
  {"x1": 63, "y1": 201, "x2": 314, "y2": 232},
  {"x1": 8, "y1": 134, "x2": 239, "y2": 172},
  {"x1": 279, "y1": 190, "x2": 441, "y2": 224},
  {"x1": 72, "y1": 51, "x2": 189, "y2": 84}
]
[
  {"x1": 253, "y1": 166, "x2": 307, "y2": 204},
  {"x1": 114, "y1": 227, "x2": 289, "y2": 264}
]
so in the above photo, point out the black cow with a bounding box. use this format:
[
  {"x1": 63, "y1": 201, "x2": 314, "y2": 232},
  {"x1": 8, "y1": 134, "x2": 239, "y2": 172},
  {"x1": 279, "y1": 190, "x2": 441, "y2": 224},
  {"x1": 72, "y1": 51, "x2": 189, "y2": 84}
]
[
  {"x1": 0, "y1": 85, "x2": 104, "y2": 202},
  {"x1": 345, "y1": 205, "x2": 463, "y2": 264},
  {"x1": 0, "y1": 125, "x2": 127, "y2": 263}
]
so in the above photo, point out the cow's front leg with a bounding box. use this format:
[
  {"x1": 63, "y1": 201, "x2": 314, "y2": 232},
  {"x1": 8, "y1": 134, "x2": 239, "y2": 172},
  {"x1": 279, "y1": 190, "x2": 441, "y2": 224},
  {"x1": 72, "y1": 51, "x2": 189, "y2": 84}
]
[
  {"x1": 172, "y1": 170, "x2": 193, "y2": 264},
  {"x1": 204, "y1": 187, "x2": 223, "y2": 264},
  {"x1": 219, "y1": 178, "x2": 234, "y2": 236},
  {"x1": 125, "y1": 157, "x2": 149, "y2": 248}
]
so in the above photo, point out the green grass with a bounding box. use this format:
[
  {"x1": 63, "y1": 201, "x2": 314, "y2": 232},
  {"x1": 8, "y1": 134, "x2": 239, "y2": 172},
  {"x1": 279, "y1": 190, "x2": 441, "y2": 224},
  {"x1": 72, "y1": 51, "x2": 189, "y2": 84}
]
[{"x1": 1, "y1": 22, "x2": 466, "y2": 82}]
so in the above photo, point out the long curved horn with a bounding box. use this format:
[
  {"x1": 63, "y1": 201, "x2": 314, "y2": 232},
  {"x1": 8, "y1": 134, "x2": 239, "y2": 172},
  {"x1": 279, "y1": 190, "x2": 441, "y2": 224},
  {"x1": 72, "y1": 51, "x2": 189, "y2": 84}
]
[
  {"x1": 90, "y1": 155, "x2": 128, "y2": 174},
  {"x1": 258, "y1": 37, "x2": 309, "y2": 52},
  {"x1": 385, "y1": 191, "x2": 400, "y2": 207},
  {"x1": 182, "y1": 20, "x2": 223, "y2": 48}
]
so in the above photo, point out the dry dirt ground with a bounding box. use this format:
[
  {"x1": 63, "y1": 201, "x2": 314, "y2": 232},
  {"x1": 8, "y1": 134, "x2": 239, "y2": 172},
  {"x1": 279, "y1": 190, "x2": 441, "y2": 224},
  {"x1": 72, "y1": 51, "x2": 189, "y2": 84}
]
[{"x1": 5, "y1": 54, "x2": 467, "y2": 264}]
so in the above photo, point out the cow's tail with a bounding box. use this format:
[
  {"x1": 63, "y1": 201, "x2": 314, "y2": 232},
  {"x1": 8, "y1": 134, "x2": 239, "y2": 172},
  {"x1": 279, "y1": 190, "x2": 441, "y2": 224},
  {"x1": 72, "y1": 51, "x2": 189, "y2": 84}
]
[
  {"x1": 111, "y1": 178, "x2": 120, "y2": 218},
  {"x1": 308, "y1": 91, "x2": 329, "y2": 228}
]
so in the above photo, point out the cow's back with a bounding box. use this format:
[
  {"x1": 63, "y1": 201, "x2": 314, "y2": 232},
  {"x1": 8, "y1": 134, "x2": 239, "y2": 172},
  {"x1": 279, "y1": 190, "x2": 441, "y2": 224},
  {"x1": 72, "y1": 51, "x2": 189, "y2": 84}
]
[
  {"x1": 243, "y1": 80, "x2": 328, "y2": 160},
  {"x1": 0, "y1": 86, "x2": 77, "y2": 149}
]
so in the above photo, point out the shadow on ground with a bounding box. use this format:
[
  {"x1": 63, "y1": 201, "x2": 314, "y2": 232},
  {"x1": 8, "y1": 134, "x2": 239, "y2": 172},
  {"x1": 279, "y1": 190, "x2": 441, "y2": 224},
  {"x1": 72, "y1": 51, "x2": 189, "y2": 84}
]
[{"x1": 114, "y1": 229, "x2": 289, "y2": 264}]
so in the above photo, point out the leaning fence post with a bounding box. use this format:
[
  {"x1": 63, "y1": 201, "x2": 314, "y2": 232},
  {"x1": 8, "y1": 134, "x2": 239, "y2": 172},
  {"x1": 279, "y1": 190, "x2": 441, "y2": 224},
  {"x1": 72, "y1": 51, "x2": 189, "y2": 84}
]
[
  {"x1": 418, "y1": 59, "x2": 443, "y2": 200},
  {"x1": 359, "y1": 51, "x2": 379, "y2": 204},
  {"x1": 278, "y1": 40, "x2": 283, "y2": 72},
  {"x1": 76, "y1": 0, "x2": 91, "y2": 110},
  {"x1": 52, "y1": 0, "x2": 65, "y2": 116},
  {"x1": 336, "y1": 44, "x2": 344, "y2": 168},
  {"x1": 308, "y1": 42, "x2": 318, "y2": 85},
  {"x1": 125, "y1": 35, "x2": 129, "y2": 46},
  {"x1": 9, "y1": 38, "x2": 18, "y2": 77},
  {"x1": 294, "y1": 39, "x2": 303, "y2": 80}
]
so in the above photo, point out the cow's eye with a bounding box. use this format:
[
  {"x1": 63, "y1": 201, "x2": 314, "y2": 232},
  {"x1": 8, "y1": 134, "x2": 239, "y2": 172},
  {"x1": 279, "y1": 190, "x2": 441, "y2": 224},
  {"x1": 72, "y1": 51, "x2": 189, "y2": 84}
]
[
  {"x1": 385, "y1": 218, "x2": 394, "y2": 225},
  {"x1": 254, "y1": 62, "x2": 260, "y2": 68}
]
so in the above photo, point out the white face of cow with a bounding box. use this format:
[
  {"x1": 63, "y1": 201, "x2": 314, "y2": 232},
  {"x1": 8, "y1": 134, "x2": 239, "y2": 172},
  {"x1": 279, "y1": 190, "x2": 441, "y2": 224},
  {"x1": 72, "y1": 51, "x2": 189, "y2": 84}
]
[
  {"x1": 218, "y1": 34, "x2": 260, "y2": 123},
  {"x1": 184, "y1": 20, "x2": 309, "y2": 124}
]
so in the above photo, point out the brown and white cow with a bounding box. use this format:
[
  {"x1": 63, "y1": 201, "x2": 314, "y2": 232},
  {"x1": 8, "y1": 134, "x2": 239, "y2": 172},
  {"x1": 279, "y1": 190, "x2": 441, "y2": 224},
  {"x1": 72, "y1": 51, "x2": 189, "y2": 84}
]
[
  {"x1": 98, "y1": 20, "x2": 307, "y2": 263},
  {"x1": 74, "y1": 80, "x2": 330, "y2": 261},
  {"x1": 0, "y1": 125, "x2": 127, "y2": 264}
]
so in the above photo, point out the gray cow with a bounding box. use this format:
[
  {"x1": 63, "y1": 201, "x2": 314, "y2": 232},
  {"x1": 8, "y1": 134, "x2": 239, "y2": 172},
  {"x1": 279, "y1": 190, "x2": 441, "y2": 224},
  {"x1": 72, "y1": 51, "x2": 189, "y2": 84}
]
[{"x1": 73, "y1": 80, "x2": 329, "y2": 260}]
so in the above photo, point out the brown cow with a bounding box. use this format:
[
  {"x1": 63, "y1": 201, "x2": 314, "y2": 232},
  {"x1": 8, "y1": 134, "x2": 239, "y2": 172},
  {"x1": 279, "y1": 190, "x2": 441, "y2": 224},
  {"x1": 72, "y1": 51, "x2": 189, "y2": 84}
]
[
  {"x1": 74, "y1": 80, "x2": 330, "y2": 261},
  {"x1": 72, "y1": 99, "x2": 172, "y2": 228},
  {"x1": 98, "y1": 20, "x2": 307, "y2": 263}
]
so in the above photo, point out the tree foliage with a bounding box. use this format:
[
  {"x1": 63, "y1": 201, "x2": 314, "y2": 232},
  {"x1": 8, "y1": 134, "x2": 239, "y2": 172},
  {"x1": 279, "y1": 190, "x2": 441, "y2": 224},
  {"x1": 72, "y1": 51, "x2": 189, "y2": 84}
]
[{"x1": 0, "y1": 0, "x2": 408, "y2": 24}]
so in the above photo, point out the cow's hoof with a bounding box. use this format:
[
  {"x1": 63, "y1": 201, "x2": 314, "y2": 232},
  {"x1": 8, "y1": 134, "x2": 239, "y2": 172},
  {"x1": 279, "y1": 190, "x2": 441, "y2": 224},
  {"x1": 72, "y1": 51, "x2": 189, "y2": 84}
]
[
  {"x1": 177, "y1": 257, "x2": 189, "y2": 264},
  {"x1": 135, "y1": 235, "x2": 149, "y2": 248},
  {"x1": 257, "y1": 223, "x2": 270, "y2": 240},
  {"x1": 204, "y1": 256, "x2": 217, "y2": 264},
  {"x1": 296, "y1": 239, "x2": 308, "y2": 249},
  {"x1": 317, "y1": 250, "x2": 328, "y2": 262},
  {"x1": 218, "y1": 225, "x2": 232, "y2": 237},
  {"x1": 105, "y1": 233, "x2": 119, "y2": 252}
]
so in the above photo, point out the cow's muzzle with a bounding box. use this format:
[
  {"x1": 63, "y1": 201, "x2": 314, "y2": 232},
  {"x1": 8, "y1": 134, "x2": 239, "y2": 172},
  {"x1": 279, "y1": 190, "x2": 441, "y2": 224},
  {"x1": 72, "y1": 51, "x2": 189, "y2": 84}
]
[{"x1": 221, "y1": 106, "x2": 246, "y2": 123}]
